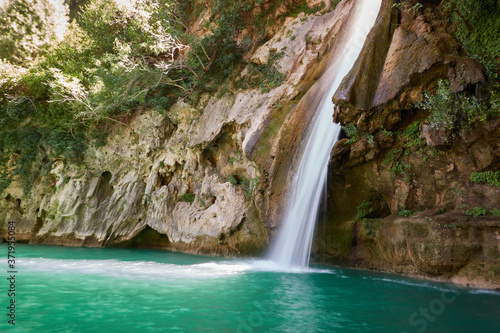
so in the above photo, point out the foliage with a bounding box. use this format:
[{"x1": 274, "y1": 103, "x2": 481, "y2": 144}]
[
  {"x1": 465, "y1": 206, "x2": 488, "y2": 217},
  {"x1": 344, "y1": 124, "x2": 359, "y2": 145},
  {"x1": 381, "y1": 147, "x2": 413, "y2": 183},
  {"x1": 0, "y1": 0, "x2": 188, "y2": 193},
  {"x1": 470, "y1": 171, "x2": 500, "y2": 188},
  {"x1": 241, "y1": 176, "x2": 260, "y2": 199},
  {"x1": 390, "y1": 161, "x2": 412, "y2": 183},
  {"x1": 399, "y1": 209, "x2": 417, "y2": 217},
  {"x1": 362, "y1": 219, "x2": 380, "y2": 238},
  {"x1": 380, "y1": 128, "x2": 393, "y2": 137},
  {"x1": 383, "y1": 149, "x2": 402, "y2": 166},
  {"x1": 224, "y1": 175, "x2": 238, "y2": 186},
  {"x1": 401, "y1": 120, "x2": 426, "y2": 151},
  {"x1": 392, "y1": 1, "x2": 423, "y2": 16},
  {"x1": 416, "y1": 79, "x2": 500, "y2": 137},
  {"x1": 356, "y1": 200, "x2": 374, "y2": 221},
  {"x1": 491, "y1": 209, "x2": 500, "y2": 216},
  {"x1": 223, "y1": 174, "x2": 259, "y2": 199},
  {"x1": 286, "y1": 0, "x2": 325, "y2": 17},
  {"x1": 236, "y1": 50, "x2": 286, "y2": 93},
  {"x1": 443, "y1": 0, "x2": 500, "y2": 77},
  {"x1": 402, "y1": 121, "x2": 422, "y2": 140},
  {"x1": 0, "y1": 0, "x2": 327, "y2": 194},
  {"x1": 180, "y1": 192, "x2": 195, "y2": 203},
  {"x1": 252, "y1": 0, "x2": 329, "y2": 40},
  {"x1": 364, "y1": 133, "x2": 375, "y2": 145},
  {"x1": 0, "y1": 0, "x2": 69, "y2": 64}
]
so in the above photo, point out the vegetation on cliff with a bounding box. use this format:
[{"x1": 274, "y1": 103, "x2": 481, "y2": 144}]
[
  {"x1": 0, "y1": 0, "x2": 339, "y2": 195},
  {"x1": 411, "y1": 0, "x2": 500, "y2": 142}
]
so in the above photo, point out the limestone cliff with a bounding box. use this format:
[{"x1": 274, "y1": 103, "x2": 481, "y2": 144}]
[{"x1": 0, "y1": 0, "x2": 360, "y2": 255}]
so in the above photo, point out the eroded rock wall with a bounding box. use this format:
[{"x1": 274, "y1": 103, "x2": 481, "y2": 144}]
[
  {"x1": 0, "y1": 0, "x2": 362, "y2": 255},
  {"x1": 315, "y1": 0, "x2": 500, "y2": 289}
]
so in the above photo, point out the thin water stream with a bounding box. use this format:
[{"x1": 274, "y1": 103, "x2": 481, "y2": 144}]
[{"x1": 269, "y1": 0, "x2": 383, "y2": 268}]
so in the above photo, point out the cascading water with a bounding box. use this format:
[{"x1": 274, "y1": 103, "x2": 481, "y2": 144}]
[{"x1": 268, "y1": 0, "x2": 383, "y2": 268}]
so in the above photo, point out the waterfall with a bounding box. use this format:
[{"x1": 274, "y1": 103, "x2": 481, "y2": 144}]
[{"x1": 268, "y1": 0, "x2": 383, "y2": 268}]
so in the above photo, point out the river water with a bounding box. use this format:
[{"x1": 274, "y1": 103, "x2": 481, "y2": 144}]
[{"x1": 1, "y1": 244, "x2": 499, "y2": 332}]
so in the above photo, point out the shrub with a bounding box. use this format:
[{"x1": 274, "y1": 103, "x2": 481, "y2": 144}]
[
  {"x1": 236, "y1": 50, "x2": 286, "y2": 92},
  {"x1": 0, "y1": 0, "x2": 190, "y2": 193},
  {"x1": 0, "y1": 0, "x2": 69, "y2": 64},
  {"x1": 416, "y1": 79, "x2": 499, "y2": 136}
]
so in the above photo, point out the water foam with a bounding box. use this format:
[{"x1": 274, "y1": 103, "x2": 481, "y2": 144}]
[
  {"x1": 364, "y1": 276, "x2": 456, "y2": 292},
  {"x1": 19, "y1": 257, "x2": 333, "y2": 280},
  {"x1": 20, "y1": 258, "x2": 252, "y2": 280}
]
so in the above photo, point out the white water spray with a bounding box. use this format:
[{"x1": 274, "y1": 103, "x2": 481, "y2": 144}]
[{"x1": 268, "y1": 0, "x2": 383, "y2": 268}]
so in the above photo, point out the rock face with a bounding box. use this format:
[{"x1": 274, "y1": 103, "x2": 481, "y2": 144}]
[
  {"x1": 316, "y1": 0, "x2": 500, "y2": 288},
  {"x1": 0, "y1": 0, "x2": 360, "y2": 255}
]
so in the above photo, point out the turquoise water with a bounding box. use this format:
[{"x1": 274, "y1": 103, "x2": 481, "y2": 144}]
[{"x1": 1, "y1": 244, "x2": 499, "y2": 332}]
